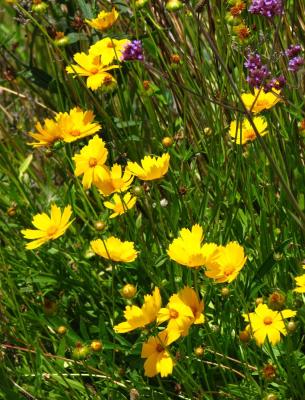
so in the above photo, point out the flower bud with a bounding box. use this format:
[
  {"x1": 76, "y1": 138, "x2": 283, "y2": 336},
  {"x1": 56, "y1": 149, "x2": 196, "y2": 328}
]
[
  {"x1": 166, "y1": 0, "x2": 183, "y2": 11},
  {"x1": 32, "y1": 1, "x2": 48, "y2": 13},
  {"x1": 121, "y1": 284, "x2": 137, "y2": 299},
  {"x1": 268, "y1": 291, "x2": 285, "y2": 311},
  {"x1": 7, "y1": 205, "x2": 17, "y2": 217},
  {"x1": 239, "y1": 329, "x2": 250, "y2": 343},
  {"x1": 162, "y1": 136, "x2": 173, "y2": 147},
  {"x1": 43, "y1": 298, "x2": 57, "y2": 316},
  {"x1": 90, "y1": 340, "x2": 103, "y2": 352},
  {"x1": 266, "y1": 394, "x2": 278, "y2": 400},
  {"x1": 255, "y1": 297, "x2": 264, "y2": 306},
  {"x1": 131, "y1": 185, "x2": 143, "y2": 196},
  {"x1": 55, "y1": 36, "x2": 70, "y2": 47},
  {"x1": 221, "y1": 287, "x2": 230, "y2": 298},
  {"x1": 57, "y1": 326, "x2": 67, "y2": 335},
  {"x1": 72, "y1": 343, "x2": 90, "y2": 360},
  {"x1": 287, "y1": 321, "x2": 297, "y2": 333},
  {"x1": 94, "y1": 221, "x2": 106, "y2": 231},
  {"x1": 194, "y1": 346, "x2": 204, "y2": 357},
  {"x1": 262, "y1": 363, "x2": 276, "y2": 380},
  {"x1": 273, "y1": 252, "x2": 283, "y2": 261},
  {"x1": 135, "y1": 0, "x2": 148, "y2": 9}
]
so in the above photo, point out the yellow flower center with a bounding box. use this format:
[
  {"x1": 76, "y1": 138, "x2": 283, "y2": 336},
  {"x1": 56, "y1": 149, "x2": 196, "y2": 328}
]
[
  {"x1": 156, "y1": 343, "x2": 164, "y2": 353},
  {"x1": 169, "y1": 309, "x2": 179, "y2": 319},
  {"x1": 90, "y1": 68, "x2": 99, "y2": 75},
  {"x1": 89, "y1": 157, "x2": 98, "y2": 167},
  {"x1": 263, "y1": 316, "x2": 273, "y2": 325},
  {"x1": 70, "y1": 129, "x2": 81, "y2": 137},
  {"x1": 47, "y1": 226, "x2": 58, "y2": 236}
]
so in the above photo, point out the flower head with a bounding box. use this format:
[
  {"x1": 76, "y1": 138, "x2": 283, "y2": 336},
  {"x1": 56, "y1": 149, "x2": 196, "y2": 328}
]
[
  {"x1": 141, "y1": 329, "x2": 180, "y2": 377},
  {"x1": 96, "y1": 163, "x2": 134, "y2": 196},
  {"x1": 91, "y1": 237, "x2": 138, "y2": 262},
  {"x1": 285, "y1": 44, "x2": 302, "y2": 59},
  {"x1": 114, "y1": 287, "x2": 161, "y2": 333},
  {"x1": 249, "y1": 0, "x2": 283, "y2": 18},
  {"x1": 85, "y1": 8, "x2": 118, "y2": 31},
  {"x1": 103, "y1": 192, "x2": 137, "y2": 218},
  {"x1": 241, "y1": 89, "x2": 281, "y2": 113},
  {"x1": 73, "y1": 135, "x2": 108, "y2": 189},
  {"x1": 127, "y1": 154, "x2": 170, "y2": 181},
  {"x1": 21, "y1": 204, "x2": 73, "y2": 250},
  {"x1": 167, "y1": 224, "x2": 218, "y2": 269},
  {"x1": 288, "y1": 56, "x2": 305, "y2": 72},
  {"x1": 204, "y1": 242, "x2": 247, "y2": 283},
  {"x1": 28, "y1": 118, "x2": 61, "y2": 148},
  {"x1": 229, "y1": 116, "x2": 268, "y2": 145},
  {"x1": 121, "y1": 40, "x2": 144, "y2": 62},
  {"x1": 294, "y1": 266, "x2": 305, "y2": 293},
  {"x1": 66, "y1": 52, "x2": 119, "y2": 90},
  {"x1": 243, "y1": 303, "x2": 296, "y2": 345},
  {"x1": 89, "y1": 38, "x2": 130, "y2": 65}
]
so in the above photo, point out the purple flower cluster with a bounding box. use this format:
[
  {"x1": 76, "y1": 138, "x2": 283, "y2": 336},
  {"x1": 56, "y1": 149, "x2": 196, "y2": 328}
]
[
  {"x1": 285, "y1": 45, "x2": 304, "y2": 73},
  {"x1": 249, "y1": 0, "x2": 283, "y2": 18},
  {"x1": 121, "y1": 40, "x2": 144, "y2": 62},
  {"x1": 245, "y1": 53, "x2": 286, "y2": 92}
]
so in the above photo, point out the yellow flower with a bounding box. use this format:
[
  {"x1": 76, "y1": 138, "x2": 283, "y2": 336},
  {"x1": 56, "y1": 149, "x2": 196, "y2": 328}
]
[
  {"x1": 243, "y1": 304, "x2": 296, "y2": 346},
  {"x1": 157, "y1": 294, "x2": 194, "y2": 337},
  {"x1": 28, "y1": 118, "x2": 61, "y2": 148},
  {"x1": 204, "y1": 242, "x2": 247, "y2": 283},
  {"x1": 56, "y1": 107, "x2": 101, "y2": 142},
  {"x1": 167, "y1": 224, "x2": 219, "y2": 269},
  {"x1": 66, "y1": 52, "x2": 119, "y2": 90},
  {"x1": 229, "y1": 116, "x2": 268, "y2": 145},
  {"x1": 95, "y1": 164, "x2": 134, "y2": 196},
  {"x1": 127, "y1": 154, "x2": 170, "y2": 181},
  {"x1": 91, "y1": 237, "x2": 138, "y2": 262},
  {"x1": 89, "y1": 38, "x2": 130, "y2": 65},
  {"x1": 21, "y1": 204, "x2": 73, "y2": 250},
  {"x1": 177, "y1": 286, "x2": 204, "y2": 324},
  {"x1": 114, "y1": 287, "x2": 161, "y2": 333},
  {"x1": 294, "y1": 266, "x2": 305, "y2": 293},
  {"x1": 73, "y1": 135, "x2": 108, "y2": 189},
  {"x1": 85, "y1": 8, "x2": 119, "y2": 31},
  {"x1": 141, "y1": 329, "x2": 180, "y2": 378},
  {"x1": 103, "y1": 192, "x2": 137, "y2": 218},
  {"x1": 241, "y1": 88, "x2": 281, "y2": 114}
]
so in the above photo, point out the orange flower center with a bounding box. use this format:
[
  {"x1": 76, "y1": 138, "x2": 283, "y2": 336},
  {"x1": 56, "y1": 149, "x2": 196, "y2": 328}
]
[
  {"x1": 90, "y1": 68, "x2": 99, "y2": 75},
  {"x1": 107, "y1": 42, "x2": 116, "y2": 48},
  {"x1": 47, "y1": 226, "x2": 58, "y2": 236},
  {"x1": 263, "y1": 316, "x2": 273, "y2": 325},
  {"x1": 169, "y1": 309, "x2": 179, "y2": 319},
  {"x1": 70, "y1": 129, "x2": 81, "y2": 137},
  {"x1": 156, "y1": 343, "x2": 164, "y2": 353},
  {"x1": 245, "y1": 130, "x2": 256, "y2": 141},
  {"x1": 89, "y1": 157, "x2": 98, "y2": 167},
  {"x1": 224, "y1": 268, "x2": 235, "y2": 277}
]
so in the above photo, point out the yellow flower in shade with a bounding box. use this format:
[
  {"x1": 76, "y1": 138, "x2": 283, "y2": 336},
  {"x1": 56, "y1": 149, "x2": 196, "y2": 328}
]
[
  {"x1": 28, "y1": 118, "x2": 61, "y2": 148},
  {"x1": 21, "y1": 204, "x2": 73, "y2": 250},
  {"x1": 104, "y1": 192, "x2": 136, "y2": 218},
  {"x1": 91, "y1": 237, "x2": 138, "y2": 262},
  {"x1": 293, "y1": 266, "x2": 305, "y2": 293},
  {"x1": 85, "y1": 8, "x2": 119, "y2": 31},
  {"x1": 241, "y1": 88, "x2": 281, "y2": 114},
  {"x1": 141, "y1": 329, "x2": 180, "y2": 378},
  {"x1": 56, "y1": 107, "x2": 101, "y2": 142},
  {"x1": 157, "y1": 294, "x2": 194, "y2": 337},
  {"x1": 177, "y1": 286, "x2": 204, "y2": 324},
  {"x1": 66, "y1": 53, "x2": 119, "y2": 90},
  {"x1": 73, "y1": 135, "x2": 108, "y2": 189},
  {"x1": 114, "y1": 287, "x2": 161, "y2": 333},
  {"x1": 89, "y1": 38, "x2": 130, "y2": 65},
  {"x1": 127, "y1": 153, "x2": 170, "y2": 181},
  {"x1": 243, "y1": 304, "x2": 296, "y2": 346},
  {"x1": 204, "y1": 242, "x2": 247, "y2": 283},
  {"x1": 95, "y1": 164, "x2": 134, "y2": 196},
  {"x1": 167, "y1": 224, "x2": 219, "y2": 269},
  {"x1": 229, "y1": 116, "x2": 267, "y2": 145}
]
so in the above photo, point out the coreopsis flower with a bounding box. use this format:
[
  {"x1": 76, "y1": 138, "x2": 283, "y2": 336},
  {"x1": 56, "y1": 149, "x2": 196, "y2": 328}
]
[
  {"x1": 21, "y1": 204, "x2": 73, "y2": 250},
  {"x1": 243, "y1": 304, "x2": 296, "y2": 345},
  {"x1": 204, "y1": 242, "x2": 247, "y2": 283},
  {"x1": 66, "y1": 53, "x2": 119, "y2": 90},
  {"x1": 114, "y1": 287, "x2": 161, "y2": 333},
  {"x1": 229, "y1": 116, "x2": 267, "y2": 145},
  {"x1": 103, "y1": 192, "x2": 136, "y2": 218},
  {"x1": 28, "y1": 118, "x2": 61, "y2": 147},
  {"x1": 177, "y1": 287, "x2": 204, "y2": 324},
  {"x1": 294, "y1": 266, "x2": 305, "y2": 293},
  {"x1": 56, "y1": 108, "x2": 101, "y2": 142},
  {"x1": 91, "y1": 237, "x2": 138, "y2": 262},
  {"x1": 248, "y1": 0, "x2": 283, "y2": 18},
  {"x1": 157, "y1": 294, "x2": 194, "y2": 337},
  {"x1": 85, "y1": 8, "x2": 118, "y2": 31},
  {"x1": 95, "y1": 164, "x2": 134, "y2": 196},
  {"x1": 73, "y1": 135, "x2": 108, "y2": 189},
  {"x1": 89, "y1": 38, "x2": 130, "y2": 65},
  {"x1": 167, "y1": 224, "x2": 219, "y2": 269},
  {"x1": 127, "y1": 154, "x2": 170, "y2": 181},
  {"x1": 241, "y1": 89, "x2": 281, "y2": 113},
  {"x1": 141, "y1": 329, "x2": 180, "y2": 378}
]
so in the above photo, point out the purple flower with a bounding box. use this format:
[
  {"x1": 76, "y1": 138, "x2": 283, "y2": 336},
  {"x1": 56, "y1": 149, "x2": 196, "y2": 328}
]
[
  {"x1": 288, "y1": 56, "x2": 305, "y2": 72},
  {"x1": 263, "y1": 75, "x2": 286, "y2": 92},
  {"x1": 245, "y1": 53, "x2": 270, "y2": 88},
  {"x1": 285, "y1": 44, "x2": 302, "y2": 59},
  {"x1": 121, "y1": 40, "x2": 144, "y2": 62},
  {"x1": 249, "y1": 0, "x2": 283, "y2": 18},
  {"x1": 244, "y1": 53, "x2": 262, "y2": 70}
]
